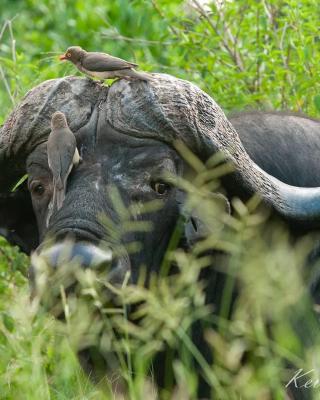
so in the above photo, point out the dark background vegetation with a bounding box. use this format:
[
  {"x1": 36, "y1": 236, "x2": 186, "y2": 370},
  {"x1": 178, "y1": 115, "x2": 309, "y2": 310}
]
[{"x1": 1, "y1": 0, "x2": 320, "y2": 398}]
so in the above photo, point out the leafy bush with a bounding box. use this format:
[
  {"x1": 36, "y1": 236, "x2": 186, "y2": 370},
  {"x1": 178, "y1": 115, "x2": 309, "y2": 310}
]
[{"x1": 0, "y1": 1, "x2": 320, "y2": 399}]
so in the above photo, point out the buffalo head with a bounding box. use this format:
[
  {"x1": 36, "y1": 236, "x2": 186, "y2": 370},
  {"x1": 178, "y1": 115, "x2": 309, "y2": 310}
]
[{"x1": 1, "y1": 74, "x2": 320, "y2": 283}]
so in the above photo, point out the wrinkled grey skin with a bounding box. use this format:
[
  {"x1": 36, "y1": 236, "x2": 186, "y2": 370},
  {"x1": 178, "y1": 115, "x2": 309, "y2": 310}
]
[{"x1": 1, "y1": 75, "x2": 320, "y2": 399}]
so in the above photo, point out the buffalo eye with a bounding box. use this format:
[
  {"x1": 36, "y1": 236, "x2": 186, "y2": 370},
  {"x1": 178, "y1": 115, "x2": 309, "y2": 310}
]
[
  {"x1": 30, "y1": 181, "x2": 45, "y2": 196},
  {"x1": 151, "y1": 181, "x2": 170, "y2": 195}
]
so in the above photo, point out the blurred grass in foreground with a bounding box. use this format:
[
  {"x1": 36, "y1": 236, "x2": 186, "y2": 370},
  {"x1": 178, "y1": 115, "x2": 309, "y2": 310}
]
[
  {"x1": 1, "y1": 161, "x2": 320, "y2": 399},
  {"x1": 1, "y1": 0, "x2": 320, "y2": 399}
]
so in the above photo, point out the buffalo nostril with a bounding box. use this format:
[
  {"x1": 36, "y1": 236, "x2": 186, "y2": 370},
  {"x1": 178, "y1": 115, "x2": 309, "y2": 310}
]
[
  {"x1": 30, "y1": 242, "x2": 132, "y2": 305},
  {"x1": 190, "y1": 217, "x2": 198, "y2": 232},
  {"x1": 31, "y1": 242, "x2": 131, "y2": 286},
  {"x1": 30, "y1": 242, "x2": 114, "y2": 301},
  {"x1": 32, "y1": 242, "x2": 112, "y2": 270},
  {"x1": 107, "y1": 256, "x2": 131, "y2": 285}
]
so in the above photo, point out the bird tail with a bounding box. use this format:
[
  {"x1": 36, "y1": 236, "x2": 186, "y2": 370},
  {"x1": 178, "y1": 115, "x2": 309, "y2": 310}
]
[
  {"x1": 55, "y1": 188, "x2": 65, "y2": 211},
  {"x1": 52, "y1": 177, "x2": 66, "y2": 211},
  {"x1": 126, "y1": 69, "x2": 154, "y2": 81}
]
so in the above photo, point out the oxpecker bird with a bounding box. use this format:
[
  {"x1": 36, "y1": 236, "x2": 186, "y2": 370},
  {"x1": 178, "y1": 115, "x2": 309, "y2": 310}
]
[
  {"x1": 47, "y1": 111, "x2": 80, "y2": 218},
  {"x1": 59, "y1": 46, "x2": 153, "y2": 81}
]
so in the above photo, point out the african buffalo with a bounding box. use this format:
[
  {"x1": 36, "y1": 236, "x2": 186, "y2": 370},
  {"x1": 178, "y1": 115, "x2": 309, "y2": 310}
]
[
  {"x1": 1, "y1": 75, "x2": 320, "y2": 399},
  {"x1": 2, "y1": 76, "x2": 320, "y2": 257}
]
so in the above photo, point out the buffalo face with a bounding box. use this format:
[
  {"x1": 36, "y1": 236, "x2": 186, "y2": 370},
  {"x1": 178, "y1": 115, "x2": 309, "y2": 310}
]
[{"x1": 26, "y1": 125, "x2": 184, "y2": 283}]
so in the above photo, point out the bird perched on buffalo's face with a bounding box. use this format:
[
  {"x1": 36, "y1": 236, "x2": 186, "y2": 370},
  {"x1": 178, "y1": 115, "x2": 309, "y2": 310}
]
[
  {"x1": 59, "y1": 46, "x2": 153, "y2": 81},
  {"x1": 47, "y1": 111, "x2": 80, "y2": 222}
]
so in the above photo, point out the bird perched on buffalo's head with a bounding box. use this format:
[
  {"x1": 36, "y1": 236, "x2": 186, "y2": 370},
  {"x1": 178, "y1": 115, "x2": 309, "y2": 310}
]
[
  {"x1": 47, "y1": 111, "x2": 80, "y2": 223},
  {"x1": 59, "y1": 46, "x2": 153, "y2": 81}
]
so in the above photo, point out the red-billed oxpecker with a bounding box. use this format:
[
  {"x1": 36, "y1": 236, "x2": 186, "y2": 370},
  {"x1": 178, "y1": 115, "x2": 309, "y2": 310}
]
[
  {"x1": 46, "y1": 111, "x2": 80, "y2": 225},
  {"x1": 59, "y1": 46, "x2": 153, "y2": 81}
]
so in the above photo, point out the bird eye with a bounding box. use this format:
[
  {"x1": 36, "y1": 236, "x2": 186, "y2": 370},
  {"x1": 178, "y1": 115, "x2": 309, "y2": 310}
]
[
  {"x1": 151, "y1": 181, "x2": 170, "y2": 195},
  {"x1": 67, "y1": 52, "x2": 71, "y2": 58},
  {"x1": 30, "y1": 181, "x2": 45, "y2": 196}
]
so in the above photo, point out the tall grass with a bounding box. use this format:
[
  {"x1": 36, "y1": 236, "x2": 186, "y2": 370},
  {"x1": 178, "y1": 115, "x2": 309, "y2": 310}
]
[
  {"x1": 2, "y1": 169, "x2": 320, "y2": 399},
  {"x1": 1, "y1": 1, "x2": 320, "y2": 399}
]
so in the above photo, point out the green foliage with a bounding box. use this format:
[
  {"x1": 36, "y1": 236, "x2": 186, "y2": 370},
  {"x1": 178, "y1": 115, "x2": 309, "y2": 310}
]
[
  {"x1": 2, "y1": 176, "x2": 320, "y2": 399},
  {"x1": 1, "y1": 0, "x2": 320, "y2": 399},
  {"x1": 0, "y1": 237, "x2": 28, "y2": 298},
  {"x1": 1, "y1": 0, "x2": 320, "y2": 119}
]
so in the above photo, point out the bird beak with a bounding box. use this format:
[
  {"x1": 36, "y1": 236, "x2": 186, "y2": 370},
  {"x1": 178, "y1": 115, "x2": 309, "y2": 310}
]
[{"x1": 59, "y1": 54, "x2": 67, "y2": 61}]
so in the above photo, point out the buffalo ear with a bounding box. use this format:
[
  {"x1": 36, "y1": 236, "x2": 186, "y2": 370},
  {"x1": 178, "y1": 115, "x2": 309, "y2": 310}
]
[
  {"x1": 179, "y1": 192, "x2": 230, "y2": 247},
  {"x1": 0, "y1": 184, "x2": 38, "y2": 254}
]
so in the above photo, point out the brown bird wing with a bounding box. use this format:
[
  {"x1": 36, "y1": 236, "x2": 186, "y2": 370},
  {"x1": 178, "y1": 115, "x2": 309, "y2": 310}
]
[
  {"x1": 82, "y1": 52, "x2": 138, "y2": 71},
  {"x1": 47, "y1": 129, "x2": 76, "y2": 182}
]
